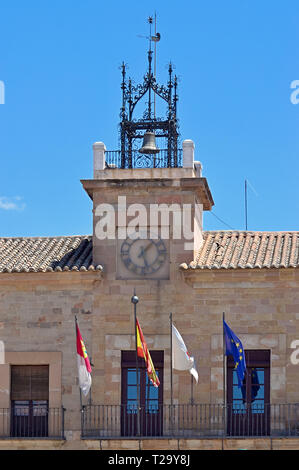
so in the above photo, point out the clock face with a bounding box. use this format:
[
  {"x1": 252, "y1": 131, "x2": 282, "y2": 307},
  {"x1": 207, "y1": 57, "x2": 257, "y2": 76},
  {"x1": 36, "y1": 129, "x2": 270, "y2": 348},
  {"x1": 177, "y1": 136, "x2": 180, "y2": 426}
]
[{"x1": 120, "y1": 236, "x2": 167, "y2": 276}]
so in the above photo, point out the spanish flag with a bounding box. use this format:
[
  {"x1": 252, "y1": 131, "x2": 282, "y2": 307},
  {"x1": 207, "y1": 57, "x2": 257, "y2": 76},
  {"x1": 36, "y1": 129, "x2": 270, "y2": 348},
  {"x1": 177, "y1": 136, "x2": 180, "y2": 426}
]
[{"x1": 136, "y1": 318, "x2": 160, "y2": 388}]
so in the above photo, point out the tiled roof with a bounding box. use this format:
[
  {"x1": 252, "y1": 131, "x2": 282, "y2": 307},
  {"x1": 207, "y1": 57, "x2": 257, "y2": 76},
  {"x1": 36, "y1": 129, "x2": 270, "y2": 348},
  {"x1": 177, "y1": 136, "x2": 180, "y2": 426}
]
[
  {"x1": 0, "y1": 236, "x2": 103, "y2": 273},
  {"x1": 0, "y1": 231, "x2": 298, "y2": 274},
  {"x1": 183, "y1": 231, "x2": 299, "y2": 270}
]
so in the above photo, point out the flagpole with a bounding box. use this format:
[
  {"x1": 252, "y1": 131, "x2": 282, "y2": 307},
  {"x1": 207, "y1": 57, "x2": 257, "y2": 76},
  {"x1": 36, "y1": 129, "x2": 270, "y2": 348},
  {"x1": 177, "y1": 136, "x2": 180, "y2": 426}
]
[
  {"x1": 89, "y1": 359, "x2": 92, "y2": 406},
  {"x1": 169, "y1": 312, "x2": 173, "y2": 409},
  {"x1": 191, "y1": 374, "x2": 194, "y2": 405},
  {"x1": 169, "y1": 312, "x2": 174, "y2": 435},
  {"x1": 223, "y1": 312, "x2": 226, "y2": 407},
  {"x1": 131, "y1": 289, "x2": 140, "y2": 436},
  {"x1": 223, "y1": 312, "x2": 226, "y2": 438},
  {"x1": 75, "y1": 316, "x2": 83, "y2": 409}
]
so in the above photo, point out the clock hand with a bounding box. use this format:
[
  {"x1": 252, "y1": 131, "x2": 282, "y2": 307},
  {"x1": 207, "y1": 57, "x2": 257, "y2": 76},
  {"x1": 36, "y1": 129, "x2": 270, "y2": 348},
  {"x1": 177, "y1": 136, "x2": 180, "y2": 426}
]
[
  {"x1": 143, "y1": 241, "x2": 154, "y2": 253},
  {"x1": 143, "y1": 254, "x2": 148, "y2": 268},
  {"x1": 137, "y1": 241, "x2": 153, "y2": 259},
  {"x1": 138, "y1": 246, "x2": 149, "y2": 267}
]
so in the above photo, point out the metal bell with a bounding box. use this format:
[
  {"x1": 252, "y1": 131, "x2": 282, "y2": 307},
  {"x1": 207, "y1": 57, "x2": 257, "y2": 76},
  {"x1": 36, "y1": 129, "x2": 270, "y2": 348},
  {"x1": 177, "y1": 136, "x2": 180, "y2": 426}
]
[{"x1": 139, "y1": 131, "x2": 160, "y2": 154}]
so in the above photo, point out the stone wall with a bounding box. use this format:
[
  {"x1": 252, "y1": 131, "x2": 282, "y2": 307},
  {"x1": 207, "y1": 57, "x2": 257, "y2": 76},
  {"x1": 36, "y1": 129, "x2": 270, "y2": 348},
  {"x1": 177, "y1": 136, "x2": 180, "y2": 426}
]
[
  {"x1": 0, "y1": 271, "x2": 96, "y2": 433},
  {"x1": 0, "y1": 267, "x2": 298, "y2": 447},
  {"x1": 0, "y1": 437, "x2": 299, "y2": 450}
]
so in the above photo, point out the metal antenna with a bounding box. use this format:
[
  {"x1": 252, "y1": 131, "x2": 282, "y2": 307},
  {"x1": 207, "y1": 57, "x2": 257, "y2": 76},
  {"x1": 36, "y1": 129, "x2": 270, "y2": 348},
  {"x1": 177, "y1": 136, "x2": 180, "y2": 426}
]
[
  {"x1": 245, "y1": 179, "x2": 248, "y2": 231},
  {"x1": 245, "y1": 179, "x2": 258, "y2": 231},
  {"x1": 148, "y1": 16, "x2": 153, "y2": 122},
  {"x1": 153, "y1": 12, "x2": 157, "y2": 119},
  {"x1": 146, "y1": 14, "x2": 160, "y2": 120}
]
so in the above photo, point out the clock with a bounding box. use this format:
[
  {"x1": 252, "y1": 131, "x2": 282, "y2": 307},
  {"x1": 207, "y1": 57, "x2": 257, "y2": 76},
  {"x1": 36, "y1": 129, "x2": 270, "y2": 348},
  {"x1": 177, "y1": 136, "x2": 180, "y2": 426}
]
[{"x1": 120, "y1": 236, "x2": 167, "y2": 276}]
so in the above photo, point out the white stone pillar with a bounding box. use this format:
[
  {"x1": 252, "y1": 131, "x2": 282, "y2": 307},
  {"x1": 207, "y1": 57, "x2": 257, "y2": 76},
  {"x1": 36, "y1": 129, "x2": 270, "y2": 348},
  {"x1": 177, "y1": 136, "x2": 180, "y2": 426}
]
[
  {"x1": 194, "y1": 161, "x2": 202, "y2": 177},
  {"x1": 182, "y1": 139, "x2": 195, "y2": 168},
  {"x1": 93, "y1": 142, "x2": 106, "y2": 176}
]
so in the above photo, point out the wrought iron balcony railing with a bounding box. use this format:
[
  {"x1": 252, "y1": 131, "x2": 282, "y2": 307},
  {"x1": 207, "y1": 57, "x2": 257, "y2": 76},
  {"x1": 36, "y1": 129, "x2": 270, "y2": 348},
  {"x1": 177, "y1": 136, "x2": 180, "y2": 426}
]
[
  {"x1": 105, "y1": 149, "x2": 183, "y2": 169},
  {"x1": 81, "y1": 403, "x2": 299, "y2": 439},
  {"x1": 0, "y1": 406, "x2": 65, "y2": 439}
]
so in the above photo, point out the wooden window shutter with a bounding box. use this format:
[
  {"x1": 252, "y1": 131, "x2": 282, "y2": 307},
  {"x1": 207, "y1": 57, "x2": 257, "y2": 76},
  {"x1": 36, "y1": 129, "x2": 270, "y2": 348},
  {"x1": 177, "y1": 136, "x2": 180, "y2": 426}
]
[{"x1": 11, "y1": 365, "x2": 49, "y2": 401}]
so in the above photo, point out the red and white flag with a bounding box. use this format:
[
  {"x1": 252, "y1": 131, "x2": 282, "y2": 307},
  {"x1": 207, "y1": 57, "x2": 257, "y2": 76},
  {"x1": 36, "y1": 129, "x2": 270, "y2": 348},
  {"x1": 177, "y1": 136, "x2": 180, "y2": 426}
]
[
  {"x1": 76, "y1": 322, "x2": 92, "y2": 396},
  {"x1": 172, "y1": 324, "x2": 198, "y2": 383}
]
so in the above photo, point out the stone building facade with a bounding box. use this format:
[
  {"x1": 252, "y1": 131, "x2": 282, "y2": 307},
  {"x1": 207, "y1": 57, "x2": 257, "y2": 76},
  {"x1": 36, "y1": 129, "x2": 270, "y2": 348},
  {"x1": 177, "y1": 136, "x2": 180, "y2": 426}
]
[{"x1": 0, "y1": 138, "x2": 298, "y2": 451}]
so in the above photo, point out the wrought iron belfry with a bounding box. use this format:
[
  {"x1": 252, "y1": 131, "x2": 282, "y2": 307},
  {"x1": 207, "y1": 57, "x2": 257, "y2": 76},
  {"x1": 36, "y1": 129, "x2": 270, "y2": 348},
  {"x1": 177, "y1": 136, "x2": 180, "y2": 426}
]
[{"x1": 119, "y1": 17, "x2": 179, "y2": 169}]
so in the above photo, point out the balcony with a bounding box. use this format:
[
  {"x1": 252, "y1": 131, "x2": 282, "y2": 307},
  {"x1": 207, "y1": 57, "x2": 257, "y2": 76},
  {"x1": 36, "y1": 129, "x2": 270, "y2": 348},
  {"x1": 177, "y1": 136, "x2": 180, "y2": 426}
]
[
  {"x1": 0, "y1": 406, "x2": 65, "y2": 439},
  {"x1": 105, "y1": 149, "x2": 183, "y2": 169},
  {"x1": 81, "y1": 403, "x2": 299, "y2": 439}
]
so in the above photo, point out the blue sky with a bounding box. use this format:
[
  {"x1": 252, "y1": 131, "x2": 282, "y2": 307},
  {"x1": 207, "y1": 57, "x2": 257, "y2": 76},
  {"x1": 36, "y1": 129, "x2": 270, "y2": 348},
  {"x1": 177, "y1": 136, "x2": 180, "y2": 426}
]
[{"x1": 0, "y1": 0, "x2": 298, "y2": 237}]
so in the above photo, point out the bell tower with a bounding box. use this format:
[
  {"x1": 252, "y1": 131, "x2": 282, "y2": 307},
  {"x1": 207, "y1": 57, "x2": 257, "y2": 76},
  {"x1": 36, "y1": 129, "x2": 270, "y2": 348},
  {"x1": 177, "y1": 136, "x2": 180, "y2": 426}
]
[
  {"x1": 119, "y1": 17, "x2": 179, "y2": 169},
  {"x1": 81, "y1": 17, "x2": 214, "y2": 281}
]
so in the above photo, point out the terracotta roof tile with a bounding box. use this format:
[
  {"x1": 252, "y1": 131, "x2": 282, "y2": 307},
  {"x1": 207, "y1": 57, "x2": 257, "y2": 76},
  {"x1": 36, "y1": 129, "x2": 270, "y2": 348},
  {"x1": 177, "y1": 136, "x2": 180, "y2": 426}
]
[
  {"x1": 0, "y1": 236, "x2": 103, "y2": 273},
  {"x1": 184, "y1": 231, "x2": 299, "y2": 270}
]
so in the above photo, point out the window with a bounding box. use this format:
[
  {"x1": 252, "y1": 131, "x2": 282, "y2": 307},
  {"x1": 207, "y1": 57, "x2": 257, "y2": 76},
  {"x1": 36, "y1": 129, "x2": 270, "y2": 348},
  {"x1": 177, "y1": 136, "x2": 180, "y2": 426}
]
[
  {"x1": 11, "y1": 365, "x2": 49, "y2": 437},
  {"x1": 227, "y1": 350, "x2": 270, "y2": 436},
  {"x1": 121, "y1": 351, "x2": 163, "y2": 436}
]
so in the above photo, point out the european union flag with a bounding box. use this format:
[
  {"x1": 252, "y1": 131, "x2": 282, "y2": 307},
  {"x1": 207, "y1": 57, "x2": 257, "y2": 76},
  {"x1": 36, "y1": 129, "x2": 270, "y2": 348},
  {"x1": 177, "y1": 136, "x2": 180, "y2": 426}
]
[{"x1": 223, "y1": 320, "x2": 246, "y2": 388}]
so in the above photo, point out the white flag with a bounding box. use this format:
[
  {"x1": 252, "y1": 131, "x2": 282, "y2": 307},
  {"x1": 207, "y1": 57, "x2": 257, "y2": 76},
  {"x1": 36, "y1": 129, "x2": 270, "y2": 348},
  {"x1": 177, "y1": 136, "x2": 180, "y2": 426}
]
[{"x1": 172, "y1": 324, "x2": 198, "y2": 383}]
